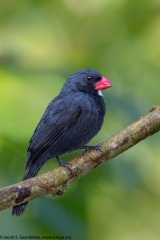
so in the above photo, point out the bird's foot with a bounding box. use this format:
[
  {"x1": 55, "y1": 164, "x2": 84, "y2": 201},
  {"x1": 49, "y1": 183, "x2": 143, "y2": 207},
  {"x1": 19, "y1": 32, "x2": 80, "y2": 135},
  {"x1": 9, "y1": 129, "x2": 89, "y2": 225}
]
[
  {"x1": 56, "y1": 157, "x2": 72, "y2": 173},
  {"x1": 80, "y1": 145, "x2": 103, "y2": 154}
]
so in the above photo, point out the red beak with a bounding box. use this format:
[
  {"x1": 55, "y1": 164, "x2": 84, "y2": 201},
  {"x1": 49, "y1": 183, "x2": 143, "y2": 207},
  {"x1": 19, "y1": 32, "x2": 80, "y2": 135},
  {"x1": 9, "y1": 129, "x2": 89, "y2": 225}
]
[{"x1": 95, "y1": 76, "x2": 112, "y2": 90}]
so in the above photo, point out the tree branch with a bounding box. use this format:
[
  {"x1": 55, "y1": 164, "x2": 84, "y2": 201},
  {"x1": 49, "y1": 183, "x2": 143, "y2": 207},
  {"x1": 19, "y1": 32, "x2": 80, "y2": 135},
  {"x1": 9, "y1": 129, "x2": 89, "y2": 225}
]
[{"x1": 0, "y1": 106, "x2": 160, "y2": 212}]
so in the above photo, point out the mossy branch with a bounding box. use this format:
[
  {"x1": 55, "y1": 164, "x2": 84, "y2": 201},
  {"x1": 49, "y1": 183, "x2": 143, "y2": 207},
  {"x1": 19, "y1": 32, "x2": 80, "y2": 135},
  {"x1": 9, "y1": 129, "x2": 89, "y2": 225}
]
[{"x1": 0, "y1": 106, "x2": 160, "y2": 212}]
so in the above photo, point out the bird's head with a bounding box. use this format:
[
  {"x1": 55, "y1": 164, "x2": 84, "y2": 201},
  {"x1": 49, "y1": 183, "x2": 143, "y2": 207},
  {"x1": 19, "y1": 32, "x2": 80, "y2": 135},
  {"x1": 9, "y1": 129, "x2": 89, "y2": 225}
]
[{"x1": 63, "y1": 69, "x2": 112, "y2": 95}]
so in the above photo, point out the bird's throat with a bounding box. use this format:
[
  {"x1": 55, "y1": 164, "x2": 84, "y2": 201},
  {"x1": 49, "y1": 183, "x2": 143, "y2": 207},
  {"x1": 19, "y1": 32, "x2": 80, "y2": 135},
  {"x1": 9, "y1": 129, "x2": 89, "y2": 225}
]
[{"x1": 98, "y1": 90, "x2": 103, "y2": 97}]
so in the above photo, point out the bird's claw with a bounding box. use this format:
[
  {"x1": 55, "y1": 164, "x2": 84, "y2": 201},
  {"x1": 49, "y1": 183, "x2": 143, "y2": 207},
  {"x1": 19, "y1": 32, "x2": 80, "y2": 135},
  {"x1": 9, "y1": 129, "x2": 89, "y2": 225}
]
[
  {"x1": 56, "y1": 157, "x2": 72, "y2": 173},
  {"x1": 82, "y1": 145, "x2": 104, "y2": 154}
]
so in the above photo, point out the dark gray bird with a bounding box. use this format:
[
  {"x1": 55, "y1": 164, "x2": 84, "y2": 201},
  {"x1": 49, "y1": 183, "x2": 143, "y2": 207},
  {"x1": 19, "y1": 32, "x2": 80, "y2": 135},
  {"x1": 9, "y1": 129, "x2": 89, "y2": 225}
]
[{"x1": 12, "y1": 68, "x2": 112, "y2": 216}]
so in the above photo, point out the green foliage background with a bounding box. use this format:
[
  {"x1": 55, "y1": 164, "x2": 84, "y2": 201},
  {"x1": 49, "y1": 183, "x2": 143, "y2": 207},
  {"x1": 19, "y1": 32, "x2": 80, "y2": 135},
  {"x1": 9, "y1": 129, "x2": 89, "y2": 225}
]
[{"x1": 0, "y1": 0, "x2": 160, "y2": 239}]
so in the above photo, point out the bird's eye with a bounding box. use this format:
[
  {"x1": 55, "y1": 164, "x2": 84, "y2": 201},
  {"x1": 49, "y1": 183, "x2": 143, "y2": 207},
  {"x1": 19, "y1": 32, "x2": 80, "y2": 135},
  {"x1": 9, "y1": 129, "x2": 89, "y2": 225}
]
[{"x1": 87, "y1": 76, "x2": 93, "y2": 82}]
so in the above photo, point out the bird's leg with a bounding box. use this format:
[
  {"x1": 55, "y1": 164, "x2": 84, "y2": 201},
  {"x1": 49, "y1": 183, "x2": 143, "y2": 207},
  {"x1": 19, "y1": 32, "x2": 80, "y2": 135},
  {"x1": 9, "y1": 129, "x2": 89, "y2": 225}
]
[
  {"x1": 79, "y1": 145, "x2": 103, "y2": 154},
  {"x1": 56, "y1": 156, "x2": 72, "y2": 173}
]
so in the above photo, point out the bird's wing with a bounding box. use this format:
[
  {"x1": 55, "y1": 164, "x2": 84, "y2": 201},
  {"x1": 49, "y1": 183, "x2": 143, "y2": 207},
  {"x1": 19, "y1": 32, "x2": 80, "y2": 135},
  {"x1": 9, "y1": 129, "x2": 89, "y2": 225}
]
[{"x1": 26, "y1": 104, "x2": 82, "y2": 169}]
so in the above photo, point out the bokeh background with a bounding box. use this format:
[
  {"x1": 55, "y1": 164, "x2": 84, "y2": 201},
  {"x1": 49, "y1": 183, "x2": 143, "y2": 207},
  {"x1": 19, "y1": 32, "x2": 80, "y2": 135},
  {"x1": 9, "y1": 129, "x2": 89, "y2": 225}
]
[{"x1": 0, "y1": 0, "x2": 160, "y2": 239}]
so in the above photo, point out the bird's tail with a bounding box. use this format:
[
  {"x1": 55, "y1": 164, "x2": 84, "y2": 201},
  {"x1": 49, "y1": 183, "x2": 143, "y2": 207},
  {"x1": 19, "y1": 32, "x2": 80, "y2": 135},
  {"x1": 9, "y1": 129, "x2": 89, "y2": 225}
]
[
  {"x1": 12, "y1": 202, "x2": 28, "y2": 216},
  {"x1": 12, "y1": 161, "x2": 42, "y2": 217}
]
